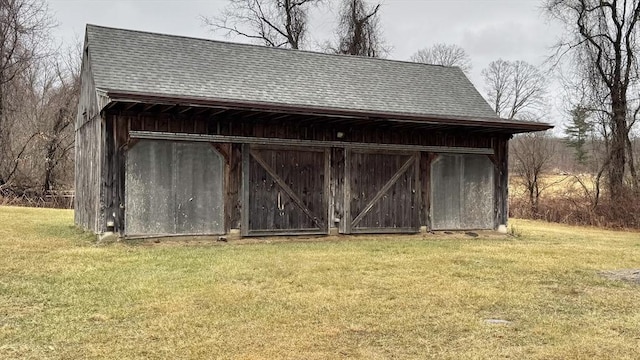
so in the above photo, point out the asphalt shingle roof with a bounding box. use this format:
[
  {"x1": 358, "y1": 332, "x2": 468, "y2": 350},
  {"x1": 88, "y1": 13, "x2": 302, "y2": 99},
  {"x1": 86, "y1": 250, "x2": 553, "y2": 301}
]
[{"x1": 86, "y1": 24, "x2": 499, "y2": 120}]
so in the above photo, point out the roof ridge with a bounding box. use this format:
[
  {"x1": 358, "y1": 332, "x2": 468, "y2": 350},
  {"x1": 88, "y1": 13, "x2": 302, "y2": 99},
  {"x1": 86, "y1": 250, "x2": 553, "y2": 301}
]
[{"x1": 85, "y1": 24, "x2": 463, "y2": 72}]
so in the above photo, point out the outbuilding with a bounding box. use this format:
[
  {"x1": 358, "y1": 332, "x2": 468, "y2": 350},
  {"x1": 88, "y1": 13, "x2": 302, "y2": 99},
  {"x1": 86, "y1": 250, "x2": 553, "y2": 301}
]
[{"x1": 75, "y1": 25, "x2": 551, "y2": 238}]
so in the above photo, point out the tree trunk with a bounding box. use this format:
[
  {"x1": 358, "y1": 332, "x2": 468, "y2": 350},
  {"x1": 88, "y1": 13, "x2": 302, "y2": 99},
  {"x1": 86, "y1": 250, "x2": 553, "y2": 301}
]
[
  {"x1": 608, "y1": 89, "x2": 627, "y2": 201},
  {"x1": 626, "y1": 134, "x2": 639, "y2": 193},
  {"x1": 0, "y1": 72, "x2": 5, "y2": 186},
  {"x1": 528, "y1": 188, "x2": 536, "y2": 216}
]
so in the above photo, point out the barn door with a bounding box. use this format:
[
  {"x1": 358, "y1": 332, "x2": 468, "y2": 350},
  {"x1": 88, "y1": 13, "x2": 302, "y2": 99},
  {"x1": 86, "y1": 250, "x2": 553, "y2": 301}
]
[
  {"x1": 243, "y1": 145, "x2": 330, "y2": 236},
  {"x1": 430, "y1": 154, "x2": 494, "y2": 230},
  {"x1": 345, "y1": 150, "x2": 420, "y2": 234},
  {"x1": 125, "y1": 140, "x2": 225, "y2": 236}
]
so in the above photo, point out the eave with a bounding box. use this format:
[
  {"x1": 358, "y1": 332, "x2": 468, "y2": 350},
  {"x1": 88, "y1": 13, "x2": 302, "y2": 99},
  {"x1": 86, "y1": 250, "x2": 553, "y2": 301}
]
[{"x1": 101, "y1": 90, "x2": 554, "y2": 134}]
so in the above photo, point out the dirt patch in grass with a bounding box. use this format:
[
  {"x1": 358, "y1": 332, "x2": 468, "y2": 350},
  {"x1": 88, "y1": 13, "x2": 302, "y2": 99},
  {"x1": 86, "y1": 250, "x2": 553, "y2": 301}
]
[{"x1": 600, "y1": 269, "x2": 640, "y2": 285}]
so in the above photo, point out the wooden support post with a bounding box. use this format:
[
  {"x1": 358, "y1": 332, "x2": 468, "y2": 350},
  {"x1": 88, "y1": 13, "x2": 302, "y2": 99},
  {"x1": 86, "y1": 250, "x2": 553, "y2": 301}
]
[
  {"x1": 324, "y1": 148, "x2": 331, "y2": 235},
  {"x1": 343, "y1": 148, "x2": 351, "y2": 234},
  {"x1": 241, "y1": 144, "x2": 250, "y2": 236}
]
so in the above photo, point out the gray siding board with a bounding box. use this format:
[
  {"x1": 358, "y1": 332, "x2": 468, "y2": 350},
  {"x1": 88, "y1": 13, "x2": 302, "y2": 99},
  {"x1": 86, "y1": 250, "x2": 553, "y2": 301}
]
[
  {"x1": 74, "y1": 36, "x2": 104, "y2": 233},
  {"x1": 74, "y1": 116, "x2": 102, "y2": 233},
  {"x1": 76, "y1": 40, "x2": 99, "y2": 130}
]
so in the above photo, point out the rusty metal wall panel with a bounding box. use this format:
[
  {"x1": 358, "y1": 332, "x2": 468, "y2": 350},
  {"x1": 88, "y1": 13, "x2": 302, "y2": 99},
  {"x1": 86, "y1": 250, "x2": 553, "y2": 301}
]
[
  {"x1": 431, "y1": 154, "x2": 494, "y2": 230},
  {"x1": 126, "y1": 140, "x2": 175, "y2": 235},
  {"x1": 125, "y1": 140, "x2": 224, "y2": 236}
]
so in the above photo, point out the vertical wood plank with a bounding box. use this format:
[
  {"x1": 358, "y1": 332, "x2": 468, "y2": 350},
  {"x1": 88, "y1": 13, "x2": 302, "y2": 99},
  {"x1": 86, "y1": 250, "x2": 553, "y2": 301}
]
[
  {"x1": 343, "y1": 147, "x2": 351, "y2": 234},
  {"x1": 413, "y1": 152, "x2": 421, "y2": 230},
  {"x1": 324, "y1": 148, "x2": 331, "y2": 234},
  {"x1": 241, "y1": 144, "x2": 250, "y2": 236},
  {"x1": 227, "y1": 143, "x2": 242, "y2": 230}
]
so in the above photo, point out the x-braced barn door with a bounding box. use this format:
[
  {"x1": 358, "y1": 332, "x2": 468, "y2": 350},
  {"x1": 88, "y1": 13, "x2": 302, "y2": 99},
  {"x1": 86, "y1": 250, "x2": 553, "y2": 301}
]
[
  {"x1": 344, "y1": 150, "x2": 420, "y2": 234},
  {"x1": 242, "y1": 145, "x2": 330, "y2": 236}
]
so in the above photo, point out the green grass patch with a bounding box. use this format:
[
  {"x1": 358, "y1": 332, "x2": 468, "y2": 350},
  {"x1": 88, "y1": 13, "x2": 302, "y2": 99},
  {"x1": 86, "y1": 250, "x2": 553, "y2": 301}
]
[{"x1": 1, "y1": 206, "x2": 639, "y2": 359}]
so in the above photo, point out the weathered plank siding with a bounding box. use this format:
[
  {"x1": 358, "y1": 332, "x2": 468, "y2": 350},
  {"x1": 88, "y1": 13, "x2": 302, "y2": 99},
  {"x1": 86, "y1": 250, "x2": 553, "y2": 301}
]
[
  {"x1": 346, "y1": 151, "x2": 420, "y2": 233},
  {"x1": 94, "y1": 110, "x2": 510, "y2": 235},
  {"x1": 74, "y1": 42, "x2": 103, "y2": 233},
  {"x1": 74, "y1": 117, "x2": 102, "y2": 232},
  {"x1": 493, "y1": 136, "x2": 510, "y2": 228},
  {"x1": 123, "y1": 112, "x2": 496, "y2": 149},
  {"x1": 243, "y1": 146, "x2": 329, "y2": 236}
]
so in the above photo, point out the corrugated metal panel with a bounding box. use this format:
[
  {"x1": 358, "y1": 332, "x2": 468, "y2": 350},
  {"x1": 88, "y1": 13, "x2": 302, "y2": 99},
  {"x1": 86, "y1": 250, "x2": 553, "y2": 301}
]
[
  {"x1": 431, "y1": 155, "x2": 462, "y2": 230},
  {"x1": 125, "y1": 140, "x2": 175, "y2": 235},
  {"x1": 462, "y1": 155, "x2": 494, "y2": 229},
  {"x1": 431, "y1": 154, "x2": 494, "y2": 230},
  {"x1": 174, "y1": 142, "x2": 224, "y2": 234},
  {"x1": 125, "y1": 140, "x2": 224, "y2": 235}
]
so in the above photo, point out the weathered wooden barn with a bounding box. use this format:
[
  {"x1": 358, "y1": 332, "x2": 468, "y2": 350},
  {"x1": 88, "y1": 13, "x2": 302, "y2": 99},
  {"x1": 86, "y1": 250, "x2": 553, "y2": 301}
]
[{"x1": 75, "y1": 25, "x2": 552, "y2": 238}]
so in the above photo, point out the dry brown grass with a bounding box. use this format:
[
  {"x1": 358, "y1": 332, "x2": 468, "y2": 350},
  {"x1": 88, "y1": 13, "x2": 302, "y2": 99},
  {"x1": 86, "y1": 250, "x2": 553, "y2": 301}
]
[
  {"x1": 509, "y1": 174, "x2": 596, "y2": 199},
  {"x1": 1, "y1": 206, "x2": 640, "y2": 359}
]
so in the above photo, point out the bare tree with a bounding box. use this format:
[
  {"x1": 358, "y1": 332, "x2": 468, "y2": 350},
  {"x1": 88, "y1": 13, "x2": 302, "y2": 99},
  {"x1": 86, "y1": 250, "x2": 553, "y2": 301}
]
[
  {"x1": 409, "y1": 43, "x2": 472, "y2": 74},
  {"x1": 333, "y1": 0, "x2": 385, "y2": 57},
  {"x1": 0, "y1": 0, "x2": 53, "y2": 187},
  {"x1": 481, "y1": 59, "x2": 546, "y2": 120},
  {"x1": 40, "y1": 48, "x2": 80, "y2": 193},
  {"x1": 0, "y1": 45, "x2": 79, "y2": 197},
  {"x1": 202, "y1": 0, "x2": 321, "y2": 49},
  {"x1": 511, "y1": 132, "x2": 559, "y2": 215},
  {"x1": 546, "y1": 0, "x2": 640, "y2": 200}
]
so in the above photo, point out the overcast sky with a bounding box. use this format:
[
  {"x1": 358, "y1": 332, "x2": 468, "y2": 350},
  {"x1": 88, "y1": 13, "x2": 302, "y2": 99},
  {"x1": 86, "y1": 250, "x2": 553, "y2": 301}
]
[{"x1": 48, "y1": 0, "x2": 565, "y2": 126}]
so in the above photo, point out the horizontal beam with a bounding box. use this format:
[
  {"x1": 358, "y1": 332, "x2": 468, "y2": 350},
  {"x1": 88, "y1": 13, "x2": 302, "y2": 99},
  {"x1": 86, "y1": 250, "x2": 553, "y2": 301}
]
[
  {"x1": 245, "y1": 230, "x2": 328, "y2": 237},
  {"x1": 350, "y1": 227, "x2": 420, "y2": 234},
  {"x1": 129, "y1": 131, "x2": 495, "y2": 155}
]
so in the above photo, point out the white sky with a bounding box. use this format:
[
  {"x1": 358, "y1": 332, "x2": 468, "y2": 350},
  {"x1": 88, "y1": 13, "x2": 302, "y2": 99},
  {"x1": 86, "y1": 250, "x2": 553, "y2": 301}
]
[{"x1": 48, "y1": 0, "x2": 565, "y2": 128}]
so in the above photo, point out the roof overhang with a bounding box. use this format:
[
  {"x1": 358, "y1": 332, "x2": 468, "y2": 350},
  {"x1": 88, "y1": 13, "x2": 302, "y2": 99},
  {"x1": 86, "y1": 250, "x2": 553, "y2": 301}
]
[{"x1": 101, "y1": 90, "x2": 554, "y2": 134}]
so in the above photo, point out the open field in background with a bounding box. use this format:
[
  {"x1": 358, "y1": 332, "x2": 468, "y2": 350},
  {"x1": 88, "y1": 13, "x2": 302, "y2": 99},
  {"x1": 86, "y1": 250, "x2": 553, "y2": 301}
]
[
  {"x1": 509, "y1": 174, "x2": 597, "y2": 199},
  {"x1": 1, "y1": 206, "x2": 640, "y2": 359}
]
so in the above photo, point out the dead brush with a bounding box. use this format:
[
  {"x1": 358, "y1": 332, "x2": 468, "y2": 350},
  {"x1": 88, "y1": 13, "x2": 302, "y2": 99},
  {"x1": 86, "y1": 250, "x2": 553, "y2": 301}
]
[{"x1": 510, "y1": 189, "x2": 640, "y2": 229}]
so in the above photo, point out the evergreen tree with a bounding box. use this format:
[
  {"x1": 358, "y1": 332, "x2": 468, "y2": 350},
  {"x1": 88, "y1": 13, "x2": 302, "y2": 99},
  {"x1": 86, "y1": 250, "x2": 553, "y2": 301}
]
[{"x1": 564, "y1": 106, "x2": 592, "y2": 166}]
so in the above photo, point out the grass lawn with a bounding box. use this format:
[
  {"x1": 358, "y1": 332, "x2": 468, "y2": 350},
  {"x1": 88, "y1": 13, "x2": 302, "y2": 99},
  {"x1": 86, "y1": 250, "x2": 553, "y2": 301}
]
[{"x1": 1, "y1": 206, "x2": 639, "y2": 359}]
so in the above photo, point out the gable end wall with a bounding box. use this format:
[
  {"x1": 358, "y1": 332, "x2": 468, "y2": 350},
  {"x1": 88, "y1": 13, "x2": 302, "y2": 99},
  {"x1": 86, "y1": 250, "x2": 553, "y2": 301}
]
[{"x1": 74, "y1": 42, "x2": 104, "y2": 233}]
